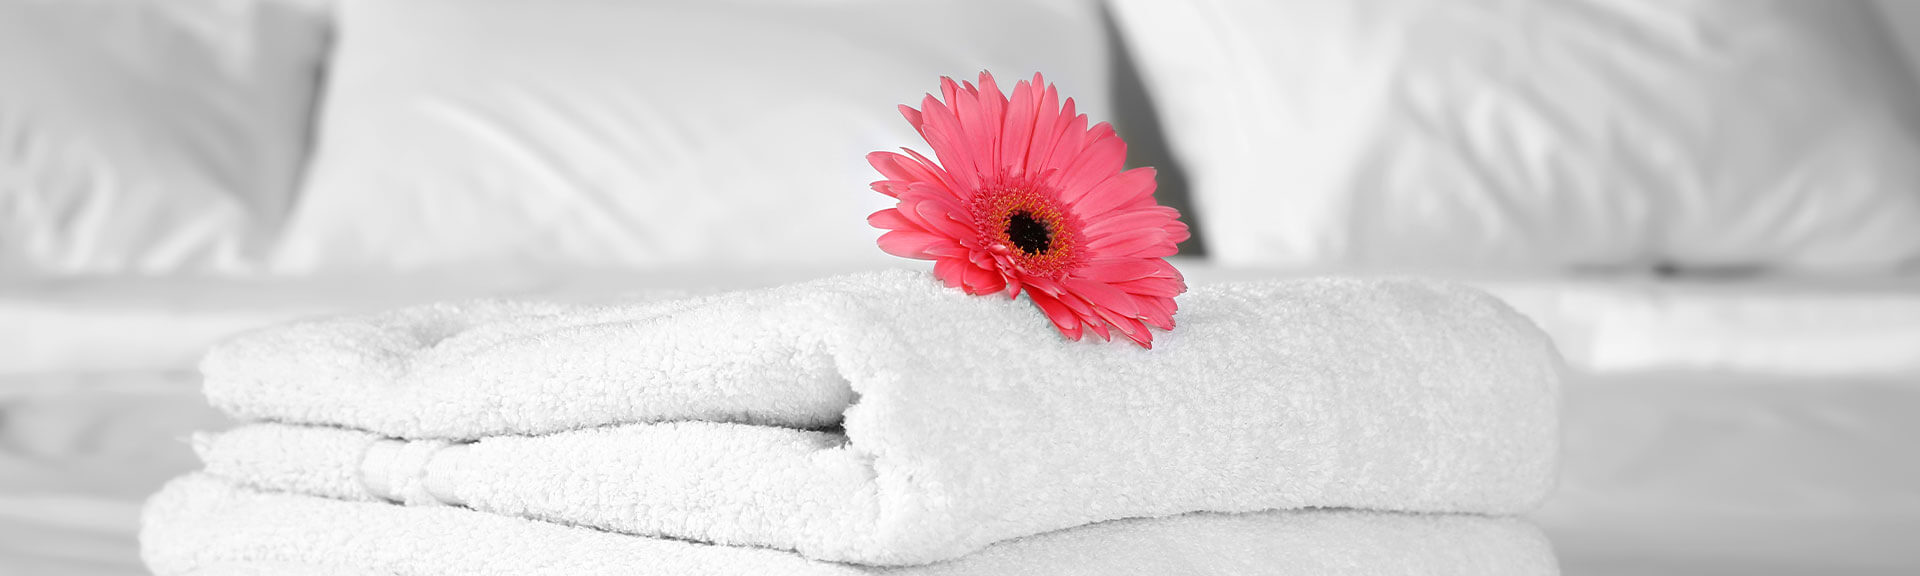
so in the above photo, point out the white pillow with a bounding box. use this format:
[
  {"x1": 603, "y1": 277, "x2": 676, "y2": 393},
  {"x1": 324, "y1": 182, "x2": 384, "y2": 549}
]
[
  {"x1": 0, "y1": 0, "x2": 329, "y2": 275},
  {"x1": 276, "y1": 0, "x2": 1110, "y2": 273},
  {"x1": 1109, "y1": 0, "x2": 1920, "y2": 273}
]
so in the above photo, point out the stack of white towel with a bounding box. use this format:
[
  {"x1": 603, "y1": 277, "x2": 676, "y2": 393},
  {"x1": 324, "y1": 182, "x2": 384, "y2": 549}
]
[{"x1": 142, "y1": 270, "x2": 1564, "y2": 575}]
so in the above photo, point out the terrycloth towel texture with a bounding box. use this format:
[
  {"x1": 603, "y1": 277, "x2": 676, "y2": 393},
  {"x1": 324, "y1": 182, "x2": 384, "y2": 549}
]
[
  {"x1": 194, "y1": 270, "x2": 1562, "y2": 565},
  {"x1": 143, "y1": 475, "x2": 1562, "y2": 576}
]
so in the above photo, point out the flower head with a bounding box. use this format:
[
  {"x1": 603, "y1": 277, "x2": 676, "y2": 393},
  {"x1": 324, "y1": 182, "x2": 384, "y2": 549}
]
[{"x1": 868, "y1": 72, "x2": 1189, "y2": 348}]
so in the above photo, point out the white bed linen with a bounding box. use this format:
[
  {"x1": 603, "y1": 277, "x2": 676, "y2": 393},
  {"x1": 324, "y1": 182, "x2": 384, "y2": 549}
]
[
  {"x1": 1541, "y1": 372, "x2": 1920, "y2": 573},
  {"x1": 2, "y1": 265, "x2": 1918, "y2": 575},
  {"x1": 0, "y1": 372, "x2": 223, "y2": 576},
  {"x1": 0, "y1": 0, "x2": 331, "y2": 275},
  {"x1": 1108, "y1": 0, "x2": 1920, "y2": 274},
  {"x1": 276, "y1": 0, "x2": 1110, "y2": 274}
]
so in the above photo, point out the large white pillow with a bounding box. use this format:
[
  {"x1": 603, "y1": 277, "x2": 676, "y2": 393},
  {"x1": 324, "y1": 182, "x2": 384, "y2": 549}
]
[
  {"x1": 1109, "y1": 0, "x2": 1920, "y2": 273},
  {"x1": 0, "y1": 0, "x2": 329, "y2": 275},
  {"x1": 275, "y1": 0, "x2": 1110, "y2": 273}
]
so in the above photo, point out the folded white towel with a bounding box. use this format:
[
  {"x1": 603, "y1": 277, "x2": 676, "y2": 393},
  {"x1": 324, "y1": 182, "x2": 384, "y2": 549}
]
[
  {"x1": 178, "y1": 563, "x2": 385, "y2": 576},
  {"x1": 196, "y1": 415, "x2": 1561, "y2": 566},
  {"x1": 144, "y1": 475, "x2": 1561, "y2": 576},
  {"x1": 196, "y1": 270, "x2": 1561, "y2": 564}
]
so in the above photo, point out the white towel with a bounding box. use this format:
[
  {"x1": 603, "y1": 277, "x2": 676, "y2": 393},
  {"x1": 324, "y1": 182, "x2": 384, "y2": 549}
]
[
  {"x1": 143, "y1": 475, "x2": 1561, "y2": 576},
  {"x1": 193, "y1": 270, "x2": 1561, "y2": 565}
]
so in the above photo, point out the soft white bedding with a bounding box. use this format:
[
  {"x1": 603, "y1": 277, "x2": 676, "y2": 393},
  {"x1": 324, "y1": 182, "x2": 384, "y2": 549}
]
[
  {"x1": 0, "y1": 372, "x2": 219, "y2": 576},
  {"x1": 275, "y1": 0, "x2": 1111, "y2": 274},
  {"x1": 1109, "y1": 0, "x2": 1920, "y2": 274},
  {"x1": 2, "y1": 266, "x2": 1917, "y2": 574},
  {"x1": 0, "y1": 0, "x2": 331, "y2": 275},
  {"x1": 1542, "y1": 372, "x2": 1920, "y2": 573}
]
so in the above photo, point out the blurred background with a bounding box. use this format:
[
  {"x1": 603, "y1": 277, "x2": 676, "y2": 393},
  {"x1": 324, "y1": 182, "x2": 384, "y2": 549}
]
[{"x1": 3, "y1": 0, "x2": 1918, "y2": 574}]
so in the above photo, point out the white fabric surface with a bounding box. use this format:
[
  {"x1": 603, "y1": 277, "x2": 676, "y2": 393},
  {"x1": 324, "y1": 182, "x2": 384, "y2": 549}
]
[
  {"x1": 0, "y1": 371, "x2": 226, "y2": 576},
  {"x1": 0, "y1": 264, "x2": 895, "y2": 376},
  {"x1": 1110, "y1": 0, "x2": 1920, "y2": 273},
  {"x1": 195, "y1": 270, "x2": 1560, "y2": 564},
  {"x1": 1875, "y1": 0, "x2": 1920, "y2": 91},
  {"x1": 12, "y1": 263, "x2": 1920, "y2": 378},
  {"x1": 1485, "y1": 279, "x2": 1920, "y2": 376},
  {"x1": 0, "y1": 0, "x2": 330, "y2": 274},
  {"x1": 142, "y1": 475, "x2": 1560, "y2": 576},
  {"x1": 3, "y1": 269, "x2": 1919, "y2": 573},
  {"x1": 275, "y1": 0, "x2": 1110, "y2": 273},
  {"x1": 1534, "y1": 372, "x2": 1920, "y2": 548},
  {"x1": 8, "y1": 372, "x2": 1916, "y2": 576},
  {"x1": 0, "y1": 373, "x2": 226, "y2": 501}
]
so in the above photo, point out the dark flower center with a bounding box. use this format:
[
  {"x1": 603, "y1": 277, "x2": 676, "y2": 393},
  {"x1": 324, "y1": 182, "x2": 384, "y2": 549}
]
[{"x1": 1006, "y1": 211, "x2": 1052, "y2": 255}]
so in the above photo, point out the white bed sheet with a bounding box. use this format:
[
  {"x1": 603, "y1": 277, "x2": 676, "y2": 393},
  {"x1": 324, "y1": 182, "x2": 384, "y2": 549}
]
[
  {"x1": 3, "y1": 265, "x2": 1918, "y2": 575},
  {"x1": 0, "y1": 372, "x2": 222, "y2": 576},
  {"x1": 1540, "y1": 372, "x2": 1920, "y2": 573}
]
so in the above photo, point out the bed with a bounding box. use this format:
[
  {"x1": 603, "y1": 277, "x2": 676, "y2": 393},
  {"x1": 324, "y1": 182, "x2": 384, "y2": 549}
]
[{"x1": 5, "y1": 0, "x2": 1920, "y2": 574}]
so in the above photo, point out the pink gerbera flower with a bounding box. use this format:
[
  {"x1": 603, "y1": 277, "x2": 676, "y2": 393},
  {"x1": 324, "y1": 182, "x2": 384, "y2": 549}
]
[{"x1": 868, "y1": 71, "x2": 1190, "y2": 348}]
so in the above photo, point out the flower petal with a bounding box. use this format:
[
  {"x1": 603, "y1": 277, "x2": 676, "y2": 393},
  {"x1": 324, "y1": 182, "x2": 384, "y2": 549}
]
[
  {"x1": 867, "y1": 208, "x2": 918, "y2": 231},
  {"x1": 1040, "y1": 99, "x2": 1086, "y2": 180},
  {"x1": 1069, "y1": 166, "x2": 1156, "y2": 217},
  {"x1": 1027, "y1": 290, "x2": 1083, "y2": 341},
  {"x1": 1127, "y1": 242, "x2": 1181, "y2": 258},
  {"x1": 974, "y1": 71, "x2": 1008, "y2": 173},
  {"x1": 1087, "y1": 228, "x2": 1171, "y2": 255},
  {"x1": 899, "y1": 148, "x2": 965, "y2": 201},
  {"x1": 876, "y1": 230, "x2": 955, "y2": 260},
  {"x1": 1057, "y1": 124, "x2": 1126, "y2": 202},
  {"x1": 905, "y1": 185, "x2": 976, "y2": 241},
  {"x1": 1080, "y1": 307, "x2": 1112, "y2": 341},
  {"x1": 1113, "y1": 276, "x2": 1188, "y2": 299},
  {"x1": 1077, "y1": 258, "x2": 1179, "y2": 283},
  {"x1": 963, "y1": 261, "x2": 1007, "y2": 294},
  {"x1": 1083, "y1": 205, "x2": 1177, "y2": 240},
  {"x1": 948, "y1": 77, "x2": 997, "y2": 178},
  {"x1": 1000, "y1": 78, "x2": 1037, "y2": 178},
  {"x1": 897, "y1": 104, "x2": 924, "y2": 133},
  {"x1": 1137, "y1": 295, "x2": 1177, "y2": 331},
  {"x1": 1103, "y1": 307, "x2": 1153, "y2": 348},
  {"x1": 917, "y1": 96, "x2": 981, "y2": 192},
  {"x1": 922, "y1": 234, "x2": 974, "y2": 258},
  {"x1": 867, "y1": 151, "x2": 947, "y2": 191},
  {"x1": 1166, "y1": 219, "x2": 1192, "y2": 245},
  {"x1": 940, "y1": 76, "x2": 962, "y2": 110},
  {"x1": 1024, "y1": 81, "x2": 1063, "y2": 182},
  {"x1": 1064, "y1": 277, "x2": 1141, "y2": 319},
  {"x1": 934, "y1": 257, "x2": 968, "y2": 290},
  {"x1": 1089, "y1": 227, "x2": 1185, "y2": 258}
]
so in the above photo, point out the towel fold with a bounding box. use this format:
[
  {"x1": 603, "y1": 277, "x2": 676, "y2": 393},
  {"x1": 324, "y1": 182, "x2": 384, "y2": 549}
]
[
  {"x1": 144, "y1": 475, "x2": 1561, "y2": 576},
  {"x1": 193, "y1": 270, "x2": 1561, "y2": 564}
]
